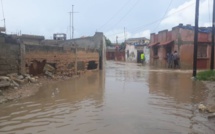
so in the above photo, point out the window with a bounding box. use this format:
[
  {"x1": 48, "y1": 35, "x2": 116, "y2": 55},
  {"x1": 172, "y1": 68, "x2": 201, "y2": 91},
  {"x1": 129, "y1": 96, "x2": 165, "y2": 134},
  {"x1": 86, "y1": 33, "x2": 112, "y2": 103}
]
[{"x1": 198, "y1": 45, "x2": 207, "y2": 58}]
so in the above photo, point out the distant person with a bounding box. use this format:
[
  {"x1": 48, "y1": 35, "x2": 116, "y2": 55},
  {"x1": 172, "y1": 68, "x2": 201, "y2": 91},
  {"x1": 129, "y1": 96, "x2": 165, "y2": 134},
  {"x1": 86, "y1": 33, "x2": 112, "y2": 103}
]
[
  {"x1": 167, "y1": 53, "x2": 173, "y2": 68},
  {"x1": 173, "y1": 51, "x2": 179, "y2": 68},
  {"x1": 140, "y1": 52, "x2": 145, "y2": 65}
]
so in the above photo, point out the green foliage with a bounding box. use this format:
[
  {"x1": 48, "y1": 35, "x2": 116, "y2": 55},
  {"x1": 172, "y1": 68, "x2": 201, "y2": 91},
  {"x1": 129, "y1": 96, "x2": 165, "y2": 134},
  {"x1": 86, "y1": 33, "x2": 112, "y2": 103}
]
[
  {"x1": 105, "y1": 38, "x2": 112, "y2": 46},
  {"x1": 121, "y1": 42, "x2": 125, "y2": 46},
  {"x1": 196, "y1": 70, "x2": 215, "y2": 81}
]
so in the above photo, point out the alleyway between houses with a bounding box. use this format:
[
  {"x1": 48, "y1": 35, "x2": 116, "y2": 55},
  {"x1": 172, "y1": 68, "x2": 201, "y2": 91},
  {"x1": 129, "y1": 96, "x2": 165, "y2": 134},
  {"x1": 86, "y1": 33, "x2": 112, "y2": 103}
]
[{"x1": 0, "y1": 61, "x2": 215, "y2": 134}]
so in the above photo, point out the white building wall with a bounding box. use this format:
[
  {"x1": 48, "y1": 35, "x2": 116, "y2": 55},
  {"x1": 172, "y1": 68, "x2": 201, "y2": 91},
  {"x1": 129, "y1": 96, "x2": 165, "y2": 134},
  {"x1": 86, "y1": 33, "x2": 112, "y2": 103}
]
[
  {"x1": 144, "y1": 47, "x2": 150, "y2": 63},
  {"x1": 125, "y1": 44, "x2": 137, "y2": 62}
]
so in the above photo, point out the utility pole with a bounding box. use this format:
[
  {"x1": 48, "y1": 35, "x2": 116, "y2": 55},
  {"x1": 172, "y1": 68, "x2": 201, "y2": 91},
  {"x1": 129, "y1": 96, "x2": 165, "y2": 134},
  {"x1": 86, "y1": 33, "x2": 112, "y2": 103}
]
[
  {"x1": 210, "y1": 0, "x2": 215, "y2": 70},
  {"x1": 116, "y1": 36, "x2": 118, "y2": 45},
  {"x1": 72, "y1": 5, "x2": 74, "y2": 39},
  {"x1": 193, "y1": 0, "x2": 200, "y2": 77},
  {"x1": 69, "y1": 11, "x2": 72, "y2": 39},
  {"x1": 69, "y1": 5, "x2": 78, "y2": 39},
  {"x1": 124, "y1": 27, "x2": 126, "y2": 43},
  {"x1": 1, "y1": 0, "x2": 6, "y2": 33}
]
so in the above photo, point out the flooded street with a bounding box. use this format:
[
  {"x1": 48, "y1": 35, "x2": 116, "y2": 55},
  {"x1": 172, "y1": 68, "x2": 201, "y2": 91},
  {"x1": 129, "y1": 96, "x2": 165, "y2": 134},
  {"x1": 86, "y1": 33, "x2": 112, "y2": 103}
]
[{"x1": 0, "y1": 61, "x2": 215, "y2": 134}]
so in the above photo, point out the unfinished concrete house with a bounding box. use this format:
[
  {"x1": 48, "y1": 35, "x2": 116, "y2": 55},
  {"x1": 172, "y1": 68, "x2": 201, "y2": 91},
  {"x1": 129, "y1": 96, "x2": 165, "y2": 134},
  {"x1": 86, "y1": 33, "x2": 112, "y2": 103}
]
[
  {"x1": 0, "y1": 32, "x2": 106, "y2": 77},
  {"x1": 148, "y1": 24, "x2": 215, "y2": 69}
]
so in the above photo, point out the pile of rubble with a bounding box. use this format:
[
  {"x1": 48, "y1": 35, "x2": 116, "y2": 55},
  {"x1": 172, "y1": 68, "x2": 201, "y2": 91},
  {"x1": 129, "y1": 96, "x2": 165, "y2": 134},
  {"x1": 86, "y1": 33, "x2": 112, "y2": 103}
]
[
  {"x1": 198, "y1": 104, "x2": 215, "y2": 119},
  {"x1": 0, "y1": 74, "x2": 38, "y2": 89}
]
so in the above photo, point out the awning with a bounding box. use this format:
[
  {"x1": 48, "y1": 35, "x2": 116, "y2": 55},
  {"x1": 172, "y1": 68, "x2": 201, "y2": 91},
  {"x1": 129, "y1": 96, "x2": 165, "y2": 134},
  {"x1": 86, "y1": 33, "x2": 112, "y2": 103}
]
[
  {"x1": 159, "y1": 40, "x2": 174, "y2": 46},
  {"x1": 148, "y1": 42, "x2": 159, "y2": 47}
]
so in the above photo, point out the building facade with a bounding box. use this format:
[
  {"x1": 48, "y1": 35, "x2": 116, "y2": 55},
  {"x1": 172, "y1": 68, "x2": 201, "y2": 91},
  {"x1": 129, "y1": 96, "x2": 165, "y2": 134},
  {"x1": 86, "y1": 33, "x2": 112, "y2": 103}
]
[
  {"x1": 149, "y1": 24, "x2": 215, "y2": 69},
  {"x1": 125, "y1": 37, "x2": 149, "y2": 63}
]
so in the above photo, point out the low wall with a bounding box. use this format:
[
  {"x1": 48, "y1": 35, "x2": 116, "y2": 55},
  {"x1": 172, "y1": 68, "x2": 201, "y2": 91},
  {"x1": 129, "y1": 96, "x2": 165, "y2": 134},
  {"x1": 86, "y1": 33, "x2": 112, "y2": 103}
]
[
  {"x1": 25, "y1": 45, "x2": 99, "y2": 76},
  {"x1": 0, "y1": 34, "x2": 21, "y2": 75},
  {"x1": 0, "y1": 32, "x2": 104, "y2": 76}
]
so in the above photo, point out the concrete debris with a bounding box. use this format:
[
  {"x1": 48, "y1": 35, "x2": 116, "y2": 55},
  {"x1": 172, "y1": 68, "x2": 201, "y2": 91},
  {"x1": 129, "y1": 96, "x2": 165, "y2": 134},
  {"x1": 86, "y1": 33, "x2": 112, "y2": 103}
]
[
  {"x1": 198, "y1": 104, "x2": 215, "y2": 113},
  {"x1": 43, "y1": 64, "x2": 55, "y2": 73},
  {"x1": 198, "y1": 104, "x2": 207, "y2": 112},
  {"x1": 0, "y1": 74, "x2": 38, "y2": 88},
  {"x1": 208, "y1": 113, "x2": 215, "y2": 119},
  {"x1": 0, "y1": 81, "x2": 11, "y2": 88},
  {"x1": 44, "y1": 71, "x2": 54, "y2": 78},
  {"x1": 0, "y1": 90, "x2": 3, "y2": 95},
  {"x1": 27, "y1": 77, "x2": 37, "y2": 83}
]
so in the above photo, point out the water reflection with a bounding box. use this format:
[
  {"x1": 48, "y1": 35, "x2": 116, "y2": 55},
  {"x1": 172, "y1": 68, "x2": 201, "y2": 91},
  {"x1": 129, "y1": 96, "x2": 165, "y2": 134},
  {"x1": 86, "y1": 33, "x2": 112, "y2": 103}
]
[
  {"x1": 0, "y1": 61, "x2": 214, "y2": 134},
  {"x1": 0, "y1": 72, "x2": 105, "y2": 134},
  {"x1": 148, "y1": 71, "x2": 207, "y2": 104}
]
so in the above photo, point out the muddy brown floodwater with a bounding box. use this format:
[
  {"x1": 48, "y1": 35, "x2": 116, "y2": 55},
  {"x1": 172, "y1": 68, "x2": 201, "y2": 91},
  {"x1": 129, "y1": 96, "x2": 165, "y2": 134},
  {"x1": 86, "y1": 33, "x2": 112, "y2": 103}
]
[{"x1": 0, "y1": 61, "x2": 215, "y2": 134}]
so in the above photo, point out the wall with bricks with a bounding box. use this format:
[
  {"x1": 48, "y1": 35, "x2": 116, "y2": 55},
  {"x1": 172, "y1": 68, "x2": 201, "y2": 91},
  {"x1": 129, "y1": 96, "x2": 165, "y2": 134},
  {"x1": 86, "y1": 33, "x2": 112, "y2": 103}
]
[
  {"x1": 0, "y1": 32, "x2": 104, "y2": 76},
  {"x1": 149, "y1": 24, "x2": 215, "y2": 69},
  {"x1": 0, "y1": 34, "x2": 22, "y2": 75},
  {"x1": 25, "y1": 45, "x2": 99, "y2": 76}
]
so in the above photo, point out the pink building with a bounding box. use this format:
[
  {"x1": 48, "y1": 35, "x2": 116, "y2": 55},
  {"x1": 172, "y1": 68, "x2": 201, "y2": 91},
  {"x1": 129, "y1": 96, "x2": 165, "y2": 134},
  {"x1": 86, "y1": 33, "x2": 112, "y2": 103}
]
[{"x1": 149, "y1": 24, "x2": 215, "y2": 69}]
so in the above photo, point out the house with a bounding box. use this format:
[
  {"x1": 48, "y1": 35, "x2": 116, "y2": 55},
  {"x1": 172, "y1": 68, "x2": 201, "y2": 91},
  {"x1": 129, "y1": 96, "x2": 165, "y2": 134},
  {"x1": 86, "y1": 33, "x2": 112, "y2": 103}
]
[
  {"x1": 106, "y1": 43, "x2": 125, "y2": 61},
  {"x1": 148, "y1": 24, "x2": 215, "y2": 69},
  {"x1": 125, "y1": 37, "x2": 149, "y2": 63}
]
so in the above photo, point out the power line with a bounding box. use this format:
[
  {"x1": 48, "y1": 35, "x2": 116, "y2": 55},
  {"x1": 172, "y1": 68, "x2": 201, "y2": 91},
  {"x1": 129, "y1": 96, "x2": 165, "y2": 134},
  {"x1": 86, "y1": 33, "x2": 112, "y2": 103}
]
[
  {"x1": 97, "y1": 0, "x2": 132, "y2": 31},
  {"x1": 105, "y1": 1, "x2": 195, "y2": 37},
  {"x1": 104, "y1": 0, "x2": 141, "y2": 32},
  {"x1": 152, "y1": 0, "x2": 174, "y2": 32}
]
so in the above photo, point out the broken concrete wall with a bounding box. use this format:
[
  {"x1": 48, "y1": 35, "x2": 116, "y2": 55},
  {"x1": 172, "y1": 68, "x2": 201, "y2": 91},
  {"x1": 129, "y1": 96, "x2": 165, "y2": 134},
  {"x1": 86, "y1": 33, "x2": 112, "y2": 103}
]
[
  {"x1": 0, "y1": 34, "x2": 22, "y2": 75},
  {"x1": 41, "y1": 32, "x2": 106, "y2": 70},
  {"x1": 0, "y1": 32, "x2": 104, "y2": 76},
  {"x1": 25, "y1": 45, "x2": 99, "y2": 76}
]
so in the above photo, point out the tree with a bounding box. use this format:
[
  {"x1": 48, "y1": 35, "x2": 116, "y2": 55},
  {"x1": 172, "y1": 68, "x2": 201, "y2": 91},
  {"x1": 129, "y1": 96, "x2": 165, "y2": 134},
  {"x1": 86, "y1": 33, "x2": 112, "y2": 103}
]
[{"x1": 105, "y1": 37, "x2": 112, "y2": 46}]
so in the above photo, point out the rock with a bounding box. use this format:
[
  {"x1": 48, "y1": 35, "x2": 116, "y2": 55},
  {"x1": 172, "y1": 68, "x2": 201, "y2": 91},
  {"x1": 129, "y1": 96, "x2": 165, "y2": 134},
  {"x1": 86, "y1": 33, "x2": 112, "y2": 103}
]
[
  {"x1": 23, "y1": 74, "x2": 31, "y2": 78},
  {"x1": 17, "y1": 75, "x2": 24, "y2": 80},
  {"x1": 44, "y1": 71, "x2": 54, "y2": 78},
  {"x1": 207, "y1": 105, "x2": 215, "y2": 113},
  {"x1": 0, "y1": 76, "x2": 11, "y2": 81},
  {"x1": 27, "y1": 77, "x2": 38, "y2": 83},
  {"x1": 11, "y1": 80, "x2": 20, "y2": 87},
  {"x1": 0, "y1": 81, "x2": 11, "y2": 88},
  {"x1": 208, "y1": 113, "x2": 215, "y2": 119},
  {"x1": 198, "y1": 104, "x2": 207, "y2": 112},
  {"x1": 14, "y1": 87, "x2": 18, "y2": 90},
  {"x1": 43, "y1": 64, "x2": 55, "y2": 73},
  {"x1": 0, "y1": 90, "x2": 2, "y2": 96},
  {"x1": 10, "y1": 76, "x2": 25, "y2": 84}
]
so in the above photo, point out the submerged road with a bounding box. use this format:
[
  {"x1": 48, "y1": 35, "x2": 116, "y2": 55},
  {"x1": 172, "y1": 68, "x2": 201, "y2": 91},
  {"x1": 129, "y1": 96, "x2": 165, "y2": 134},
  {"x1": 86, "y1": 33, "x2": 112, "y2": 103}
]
[{"x1": 0, "y1": 61, "x2": 215, "y2": 134}]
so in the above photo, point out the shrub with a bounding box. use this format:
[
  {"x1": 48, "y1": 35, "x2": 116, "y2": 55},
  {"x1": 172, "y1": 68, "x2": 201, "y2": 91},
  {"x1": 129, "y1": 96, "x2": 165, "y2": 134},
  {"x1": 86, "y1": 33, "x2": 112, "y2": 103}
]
[{"x1": 196, "y1": 70, "x2": 215, "y2": 81}]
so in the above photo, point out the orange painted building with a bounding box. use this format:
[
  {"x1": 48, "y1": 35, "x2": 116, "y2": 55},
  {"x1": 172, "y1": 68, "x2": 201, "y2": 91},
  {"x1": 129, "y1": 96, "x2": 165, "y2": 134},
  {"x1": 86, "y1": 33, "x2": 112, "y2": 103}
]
[{"x1": 149, "y1": 24, "x2": 215, "y2": 69}]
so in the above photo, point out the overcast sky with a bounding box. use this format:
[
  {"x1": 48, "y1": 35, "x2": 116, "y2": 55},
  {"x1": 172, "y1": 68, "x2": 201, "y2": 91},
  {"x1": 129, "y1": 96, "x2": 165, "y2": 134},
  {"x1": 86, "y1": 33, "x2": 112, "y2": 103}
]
[{"x1": 0, "y1": 0, "x2": 213, "y2": 42}]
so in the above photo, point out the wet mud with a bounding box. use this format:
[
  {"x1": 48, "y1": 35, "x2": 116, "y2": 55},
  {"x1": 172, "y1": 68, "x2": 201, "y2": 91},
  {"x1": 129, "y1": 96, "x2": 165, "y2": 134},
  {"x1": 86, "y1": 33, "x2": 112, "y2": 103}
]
[{"x1": 0, "y1": 61, "x2": 215, "y2": 134}]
